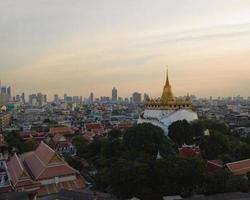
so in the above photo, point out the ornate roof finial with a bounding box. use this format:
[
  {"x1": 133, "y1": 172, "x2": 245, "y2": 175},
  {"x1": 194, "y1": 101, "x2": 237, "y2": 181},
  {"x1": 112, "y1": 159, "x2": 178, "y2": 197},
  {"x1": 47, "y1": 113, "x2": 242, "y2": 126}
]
[{"x1": 165, "y1": 66, "x2": 169, "y2": 86}]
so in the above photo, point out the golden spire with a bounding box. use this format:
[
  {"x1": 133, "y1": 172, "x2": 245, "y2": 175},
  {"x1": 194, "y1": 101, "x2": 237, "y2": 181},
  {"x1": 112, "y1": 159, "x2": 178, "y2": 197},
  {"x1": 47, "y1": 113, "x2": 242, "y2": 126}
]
[
  {"x1": 160, "y1": 67, "x2": 175, "y2": 103},
  {"x1": 165, "y1": 66, "x2": 170, "y2": 86}
]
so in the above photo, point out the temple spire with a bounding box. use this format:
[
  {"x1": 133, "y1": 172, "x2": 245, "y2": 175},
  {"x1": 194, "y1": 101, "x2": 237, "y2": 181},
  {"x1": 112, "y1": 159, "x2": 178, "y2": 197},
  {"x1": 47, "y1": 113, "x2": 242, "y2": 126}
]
[{"x1": 165, "y1": 66, "x2": 170, "y2": 86}]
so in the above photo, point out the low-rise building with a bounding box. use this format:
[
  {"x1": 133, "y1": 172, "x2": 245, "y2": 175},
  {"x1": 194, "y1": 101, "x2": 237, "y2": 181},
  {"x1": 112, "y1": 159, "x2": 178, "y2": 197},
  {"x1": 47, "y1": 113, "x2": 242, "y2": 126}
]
[
  {"x1": 0, "y1": 113, "x2": 11, "y2": 130},
  {"x1": 226, "y1": 159, "x2": 250, "y2": 176},
  {"x1": 6, "y1": 142, "x2": 85, "y2": 197}
]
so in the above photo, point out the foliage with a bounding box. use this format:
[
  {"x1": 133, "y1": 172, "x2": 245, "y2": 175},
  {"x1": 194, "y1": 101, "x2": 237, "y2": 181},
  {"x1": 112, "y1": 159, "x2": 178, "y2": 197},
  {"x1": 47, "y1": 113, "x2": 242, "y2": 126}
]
[
  {"x1": 200, "y1": 131, "x2": 231, "y2": 160},
  {"x1": 66, "y1": 156, "x2": 83, "y2": 172},
  {"x1": 23, "y1": 139, "x2": 38, "y2": 152},
  {"x1": 5, "y1": 131, "x2": 26, "y2": 153},
  {"x1": 72, "y1": 134, "x2": 88, "y2": 158},
  {"x1": 168, "y1": 120, "x2": 192, "y2": 146},
  {"x1": 74, "y1": 122, "x2": 250, "y2": 199},
  {"x1": 204, "y1": 169, "x2": 248, "y2": 194},
  {"x1": 123, "y1": 123, "x2": 175, "y2": 158}
]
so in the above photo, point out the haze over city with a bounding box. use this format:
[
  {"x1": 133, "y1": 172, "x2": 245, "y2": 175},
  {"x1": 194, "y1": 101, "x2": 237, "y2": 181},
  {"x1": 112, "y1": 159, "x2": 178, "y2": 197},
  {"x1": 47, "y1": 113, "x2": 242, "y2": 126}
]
[{"x1": 1, "y1": 0, "x2": 250, "y2": 99}]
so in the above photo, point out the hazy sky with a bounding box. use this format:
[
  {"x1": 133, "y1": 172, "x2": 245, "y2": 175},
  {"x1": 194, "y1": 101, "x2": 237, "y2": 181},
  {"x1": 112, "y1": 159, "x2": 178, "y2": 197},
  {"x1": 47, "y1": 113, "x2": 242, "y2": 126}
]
[{"x1": 1, "y1": 0, "x2": 250, "y2": 99}]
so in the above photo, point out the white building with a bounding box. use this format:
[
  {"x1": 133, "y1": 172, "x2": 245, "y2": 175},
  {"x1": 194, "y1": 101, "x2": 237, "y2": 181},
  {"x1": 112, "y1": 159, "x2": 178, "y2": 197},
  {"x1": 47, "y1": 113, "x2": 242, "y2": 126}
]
[{"x1": 138, "y1": 69, "x2": 198, "y2": 135}]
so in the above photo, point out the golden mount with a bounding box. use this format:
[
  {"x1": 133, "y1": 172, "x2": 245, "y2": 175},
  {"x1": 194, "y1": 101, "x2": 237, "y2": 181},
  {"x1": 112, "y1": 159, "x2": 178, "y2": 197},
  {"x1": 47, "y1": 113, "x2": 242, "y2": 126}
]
[{"x1": 145, "y1": 69, "x2": 192, "y2": 110}]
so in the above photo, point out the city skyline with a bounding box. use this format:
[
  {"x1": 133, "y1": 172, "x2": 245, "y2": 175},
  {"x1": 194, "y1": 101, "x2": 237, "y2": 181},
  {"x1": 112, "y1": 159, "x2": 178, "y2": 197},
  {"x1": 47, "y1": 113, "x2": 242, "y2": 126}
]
[{"x1": 1, "y1": 0, "x2": 250, "y2": 98}]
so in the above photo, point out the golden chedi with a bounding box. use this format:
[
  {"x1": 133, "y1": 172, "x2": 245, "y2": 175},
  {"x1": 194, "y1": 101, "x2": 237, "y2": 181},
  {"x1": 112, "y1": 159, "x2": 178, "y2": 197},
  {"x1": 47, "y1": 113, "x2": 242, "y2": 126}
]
[{"x1": 145, "y1": 69, "x2": 192, "y2": 110}]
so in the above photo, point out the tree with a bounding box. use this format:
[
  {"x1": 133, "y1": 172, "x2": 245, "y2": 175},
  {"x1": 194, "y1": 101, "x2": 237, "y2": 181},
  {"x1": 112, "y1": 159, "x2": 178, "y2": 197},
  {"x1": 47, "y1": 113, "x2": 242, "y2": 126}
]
[
  {"x1": 23, "y1": 139, "x2": 38, "y2": 152},
  {"x1": 95, "y1": 157, "x2": 156, "y2": 200},
  {"x1": 200, "y1": 120, "x2": 230, "y2": 135},
  {"x1": 200, "y1": 131, "x2": 231, "y2": 160},
  {"x1": 72, "y1": 135, "x2": 88, "y2": 158},
  {"x1": 66, "y1": 156, "x2": 83, "y2": 172},
  {"x1": 204, "y1": 169, "x2": 248, "y2": 195},
  {"x1": 5, "y1": 131, "x2": 26, "y2": 153},
  {"x1": 153, "y1": 157, "x2": 206, "y2": 197},
  {"x1": 123, "y1": 123, "x2": 175, "y2": 158},
  {"x1": 168, "y1": 120, "x2": 192, "y2": 146}
]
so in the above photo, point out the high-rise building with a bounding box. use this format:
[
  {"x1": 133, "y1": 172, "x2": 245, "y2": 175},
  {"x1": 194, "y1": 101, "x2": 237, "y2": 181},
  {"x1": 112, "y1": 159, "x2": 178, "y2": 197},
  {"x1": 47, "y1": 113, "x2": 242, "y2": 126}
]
[
  {"x1": 64, "y1": 94, "x2": 67, "y2": 102},
  {"x1": 73, "y1": 96, "x2": 79, "y2": 103},
  {"x1": 1, "y1": 86, "x2": 7, "y2": 94},
  {"x1": 112, "y1": 87, "x2": 118, "y2": 102},
  {"x1": 90, "y1": 92, "x2": 94, "y2": 102},
  {"x1": 100, "y1": 96, "x2": 110, "y2": 102},
  {"x1": 7, "y1": 86, "x2": 11, "y2": 100},
  {"x1": 143, "y1": 93, "x2": 149, "y2": 102},
  {"x1": 132, "y1": 92, "x2": 141, "y2": 104},
  {"x1": 54, "y1": 94, "x2": 59, "y2": 103},
  {"x1": 37, "y1": 93, "x2": 43, "y2": 106},
  {"x1": 16, "y1": 95, "x2": 20, "y2": 102},
  {"x1": 29, "y1": 94, "x2": 37, "y2": 106},
  {"x1": 21, "y1": 93, "x2": 25, "y2": 104},
  {"x1": 43, "y1": 94, "x2": 47, "y2": 104},
  {"x1": 0, "y1": 82, "x2": 12, "y2": 104},
  {"x1": 118, "y1": 97, "x2": 123, "y2": 102}
]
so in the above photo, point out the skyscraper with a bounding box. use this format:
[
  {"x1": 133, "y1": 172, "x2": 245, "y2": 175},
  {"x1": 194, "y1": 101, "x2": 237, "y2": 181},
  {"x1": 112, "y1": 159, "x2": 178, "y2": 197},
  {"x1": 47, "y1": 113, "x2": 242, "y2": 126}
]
[
  {"x1": 21, "y1": 93, "x2": 25, "y2": 104},
  {"x1": 0, "y1": 84, "x2": 11, "y2": 105},
  {"x1": 54, "y1": 94, "x2": 59, "y2": 103},
  {"x1": 37, "y1": 93, "x2": 43, "y2": 106},
  {"x1": 1, "y1": 86, "x2": 7, "y2": 94},
  {"x1": 90, "y1": 92, "x2": 94, "y2": 102},
  {"x1": 64, "y1": 94, "x2": 67, "y2": 102},
  {"x1": 7, "y1": 86, "x2": 11, "y2": 100},
  {"x1": 112, "y1": 87, "x2": 118, "y2": 102},
  {"x1": 132, "y1": 92, "x2": 141, "y2": 104}
]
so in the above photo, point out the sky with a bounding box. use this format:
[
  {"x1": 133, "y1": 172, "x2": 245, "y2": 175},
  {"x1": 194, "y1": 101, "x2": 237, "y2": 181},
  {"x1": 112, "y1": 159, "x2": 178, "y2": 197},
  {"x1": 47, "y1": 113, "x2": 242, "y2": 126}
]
[{"x1": 1, "y1": 0, "x2": 250, "y2": 99}]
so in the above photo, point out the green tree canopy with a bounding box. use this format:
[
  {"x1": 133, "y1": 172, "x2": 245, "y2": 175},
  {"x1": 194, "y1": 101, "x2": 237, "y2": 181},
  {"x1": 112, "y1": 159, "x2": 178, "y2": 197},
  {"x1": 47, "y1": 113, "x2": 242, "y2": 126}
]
[{"x1": 123, "y1": 123, "x2": 175, "y2": 158}]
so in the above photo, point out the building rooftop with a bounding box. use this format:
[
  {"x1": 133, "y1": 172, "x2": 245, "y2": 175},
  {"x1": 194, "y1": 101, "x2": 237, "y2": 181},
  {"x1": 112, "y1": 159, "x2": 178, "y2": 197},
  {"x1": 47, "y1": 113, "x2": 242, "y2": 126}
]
[
  {"x1": 226, "y1": 159, "x2": 250, "y2": 175},
  {"x1": 24, "y1": 142, "x2": 78, "y2": 180}
]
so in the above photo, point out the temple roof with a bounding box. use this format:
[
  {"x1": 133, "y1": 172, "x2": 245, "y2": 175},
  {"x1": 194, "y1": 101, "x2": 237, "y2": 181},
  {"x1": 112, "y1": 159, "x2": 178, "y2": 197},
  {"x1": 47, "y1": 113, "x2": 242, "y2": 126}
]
[
  {"x1": 145, "y1": 68, "x2": 192, "y2": 110},
  {"x1": 24, "y1": 142, "x2": 78, "y2": 180},
  {"x1": 49, "y1": 127, "x2": 75, "y2": 136},
  {"x1": 7, "y1": 153, "x2": 40, "y2": 188}
]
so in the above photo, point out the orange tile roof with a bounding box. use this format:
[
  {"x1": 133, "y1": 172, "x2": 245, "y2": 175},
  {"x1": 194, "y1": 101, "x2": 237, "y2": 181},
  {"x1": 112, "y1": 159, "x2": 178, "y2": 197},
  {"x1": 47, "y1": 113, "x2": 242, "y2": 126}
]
[
  {"x1": 208, "y1": 160, "x2": 223, "y2": 167},
  {"x1": 38, "y1": 165, "x2": 78, "y2": 180},
  {"x1": 24, "y1": 142, "x2": 78, "y2": 180},
  {"x1": 226, "y1": 159, "x2": 250, "y2": 175},
  {"x1": 7, "y1": 154, "x2": 23, "y2": 185},
  {"x1": 49, "y1": 127, "x2": 74, "y2": 136},
  {"x1": 7, "y1": 153, "x2": 40, "y2": 189},
  {"x1": 53, "y1": 133, "x2": 66, "y2": 143},
  {"x1": 85, "y1": 123, "x2": 102, "y2": 130},
  {"x1": 37, "y1": 177, "x2": 85, "y2": 197}
]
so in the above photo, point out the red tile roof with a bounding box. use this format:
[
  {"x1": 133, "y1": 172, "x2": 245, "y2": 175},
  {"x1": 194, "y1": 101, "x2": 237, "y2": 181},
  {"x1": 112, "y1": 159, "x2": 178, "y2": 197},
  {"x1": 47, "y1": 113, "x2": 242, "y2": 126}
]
[
  {"x1": 117, "y1": 123, "x2": 132, "y2": 129},
  {"x1": 7, "y1": 153, "x2": 40, "y2": 189},
  {"x1": 35, "y1": 141, "x2": 56, "y2": 164},
  {"x1": 178, "y1": 144, "x2": 200, "y2": 158},
  {"x1": 38, "y1": 166, "x2": 77, "y2": 180},
  {"x1": 24, "y1": 142, "x2": 78, "y2": 180},
  {"x1": 7, "y1": 153, "x2": 25, "y2": 186},
  {"x1": 207, "y1": 160, "x2": 223, "y2": 171},
  {"x1": 208, "y1": 160, "x2": 223, "y2": 167},
  {"x1": 49, "y1": 127, "x2": 74, "y2": 136},
  {"x1": 19, "y1": 131, "x2": 46, "y2": 139},
  {"x1": 53, "y1": 134, "x2": 66, "y2": 143},
  {"x1": 37, "y1": 177, "x2": 85, "y2": 197},
  {"x1": 85, "y1": 123, "x2": 102, "y2": 130},
  {"x1": 226, "y1": 159, "x2": 250, "y2": 175}
]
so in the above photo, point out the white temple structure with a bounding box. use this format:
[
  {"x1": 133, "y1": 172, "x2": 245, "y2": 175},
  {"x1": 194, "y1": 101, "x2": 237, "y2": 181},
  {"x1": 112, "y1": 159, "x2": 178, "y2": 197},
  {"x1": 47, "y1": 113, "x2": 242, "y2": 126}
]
[{"x1": 138, "y1": 69, "x2": 198, "y2": 134}]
